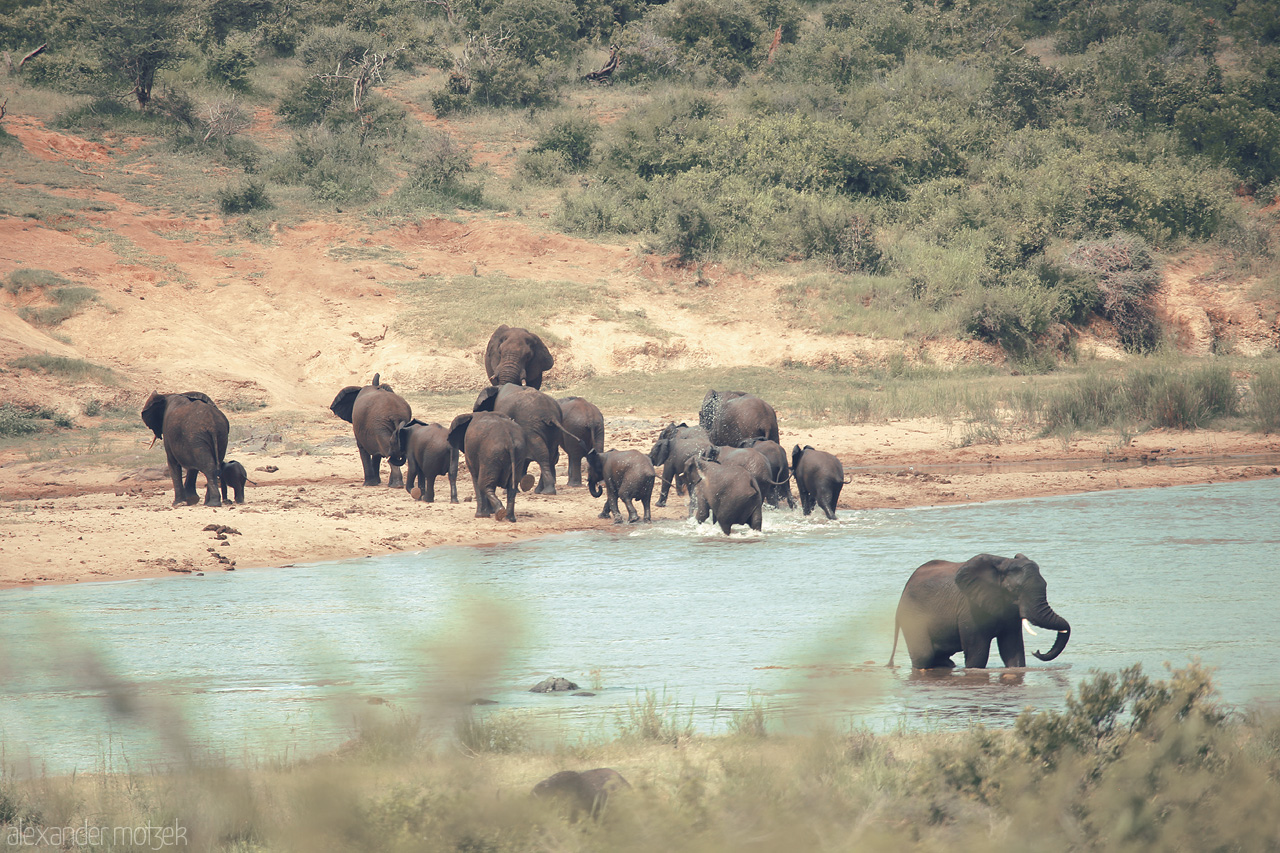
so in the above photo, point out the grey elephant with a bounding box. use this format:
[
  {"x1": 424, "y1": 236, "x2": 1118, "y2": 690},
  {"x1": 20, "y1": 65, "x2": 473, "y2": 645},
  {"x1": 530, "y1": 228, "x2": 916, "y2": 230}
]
[
  {"x1": 700, "y1": 445, "x2": 776, "y2": 504},
  {"x1": 888, "y1": 553, "x2": 1072, "y2": 669},
  {"x1": 585, "y1": 448, "x2": 655, "y2": 523},
  {"x1": 648, "y1": 422, "x2": 710, "y2": 510},
  {"x1": 141, "y1": 391, "x2": 230, "y2": 507},
  {"x1": 329, "y1": 374, "x2": 412, "y2": 488},
  {"x1": 398, "y1": 420, "x2": 459, "y2": 503},
  {"x1": 474, "y1": 384, "x2": 563, "y2": 495},
  {"x1": 447, "y1": 411, "x2": 532, "y2": 521},
  {"x1": 532, "y1": 768, "x2": 630, "y2": 822},
  {"x1": 684, "y1": 455, "x2": 763, "y2": 535},
  {"x1": 485, "y1": 325, "x2": 554, "y2": 389},
  {"x1": 698, "y1": 389, "x2": 779, "y2": 447},
  {"x1": 791, "y1": 445, "x2": 845, "y2": 520},
  {"x1": 738, "y1": 437, "x2": 795, "y2": 509},
  {"x1": 557, "y1": 396, "x2": 604, "y2": 487},
  {"x1": 219, "y1": 459, "x2": 254, "y2": 504}
]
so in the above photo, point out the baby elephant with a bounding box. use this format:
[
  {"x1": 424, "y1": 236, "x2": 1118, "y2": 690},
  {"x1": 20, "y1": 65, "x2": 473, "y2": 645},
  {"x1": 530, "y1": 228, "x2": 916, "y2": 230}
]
[
  {"x1": 532, "y1": 768, "x2": 630, "y2": 821},
  {"x1": 398, "y1": 420, "x2": 459, "y2": 503},
  {"x1": 219, "y1": 460, "x2": 254, "y2": 504},
  {"x1": 791, "y1": 445, "x2": 845, "y2": 520},
  {"x1": 685, "y1": 455, "x2": 763, "y2": 535},
  {"x1": 585, "y1": 448, "x2": 655, "y2": 523}
]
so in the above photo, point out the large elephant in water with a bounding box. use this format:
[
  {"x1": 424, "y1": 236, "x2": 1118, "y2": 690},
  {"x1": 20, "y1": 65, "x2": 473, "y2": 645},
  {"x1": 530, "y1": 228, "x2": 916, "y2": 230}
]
[
  {"x1": 888, "y1": 553, "x2": 1071, "y2": 669},
  {"x1": 699, "y1": 390, "x2": 779, "y2": 447},
  {"x1": 474, "y1": 384, "x2": 563, "y2": 494},
  {"x1": 141, "y1": 391, "x2": 229, "y2": 506},
  {"x1": 485, "y1": 325, "x2": 554, "y2": 389},
  {"x1": 329, "y1": 374, "x2": 413, "y2": 488}
]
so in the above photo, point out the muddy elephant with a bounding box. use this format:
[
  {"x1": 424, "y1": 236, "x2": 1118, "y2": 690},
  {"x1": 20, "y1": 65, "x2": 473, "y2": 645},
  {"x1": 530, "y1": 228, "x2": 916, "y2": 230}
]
[
  {"x1": 699, "y1": 390, "x2": 779, "y2": 447},
  {"x1": 219, "y1": 459, "x2": 254, "y2": 504},
  {"x1": 141, "y1": 391, "x2": 230, "y2": 507},
  {"x1": 649, "y1": 422, "x2": 710, "y2": 511},
  {"x1": 684, "y1": 455, "x2": 763, "y2": 535},
  {"x1": 558, "y1": 396, "x2": 604, "y2": 487},
  {"x1": 888, "y1": 553, "x2": 1072, "y2": 669},
  {"x1": 330, "y1": 374, "x2": 412, "y2": 488},
  {"x1": 700, "y1": 445, "x2": 776, "y2": 504},
  {"x1": 791, "y1": 445, "x2": 845, "y2": 520},
  {"x1": 586, "y1": 448, "x2": 655, "y2": 523},
  {"x1": 474, "y1": 384, "x2": 563, "y2": 495},
  {"x1": 485, "y1": 325, "x2": 554, "y2": 389},
  {"x1": 398, "y1": 420, "x2": 459, "y2": 503},
  {"x1": 532, "y1": 768, "x2": 630, "y2": 822},
  {"x1": 736, "y1": 438, "x2": 795, "y2": 509},
  {"x1": 447, "y1": 411, "x2": 532, "y2": 521}
]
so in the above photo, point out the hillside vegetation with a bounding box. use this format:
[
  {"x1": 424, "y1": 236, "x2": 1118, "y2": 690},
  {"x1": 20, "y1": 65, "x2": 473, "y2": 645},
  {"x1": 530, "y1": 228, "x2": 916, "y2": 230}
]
[{"x1": 1, "y1": 0, "x2": 1279, "y2": 435}]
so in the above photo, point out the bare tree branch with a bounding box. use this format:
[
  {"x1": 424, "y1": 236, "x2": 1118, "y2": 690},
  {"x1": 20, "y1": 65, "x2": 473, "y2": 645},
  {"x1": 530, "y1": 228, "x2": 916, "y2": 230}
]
[{"x1": 18, "y1": 43, "x2": 47, "y2": 70}]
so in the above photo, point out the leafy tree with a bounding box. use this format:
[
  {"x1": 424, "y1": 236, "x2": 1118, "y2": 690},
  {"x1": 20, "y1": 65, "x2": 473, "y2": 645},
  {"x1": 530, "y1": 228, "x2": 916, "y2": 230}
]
[{"x1": 74, "y1": 0, "x2": 192, "y2": 107}]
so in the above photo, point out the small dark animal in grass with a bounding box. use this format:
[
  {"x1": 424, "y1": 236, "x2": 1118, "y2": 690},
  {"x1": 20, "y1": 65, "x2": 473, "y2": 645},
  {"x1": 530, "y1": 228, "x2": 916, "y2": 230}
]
[
  {"x1": 648, "y1": 422, "x2": 710, "y2": 512},
  {"x1": 585, "y1": 448, "x2": 655, "y2": 523},
  {"x1": 791, "y1": 444, "x2": 846, "y2": 520},
  {"x1": 140, "y1": 391, "x2": 229, "y2": 507},
  {"x1": 532, "y1": 768, "x2": 631, "y2": 821},
  {"x1": 219, "y1": 460, "x2": 255, "y2": 504},
  {"x1": 398, "y1": 420, "x2": 459, "y2": 503},
  {"x1": 557, "y1": 396, "x2": 604, "y2": 487}
]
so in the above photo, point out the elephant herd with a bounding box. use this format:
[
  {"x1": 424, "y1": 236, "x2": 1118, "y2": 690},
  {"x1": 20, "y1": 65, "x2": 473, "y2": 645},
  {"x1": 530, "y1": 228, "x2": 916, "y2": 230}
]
[{"x1": 139, "y1": 324, "x2": 1070, "y2": 670}]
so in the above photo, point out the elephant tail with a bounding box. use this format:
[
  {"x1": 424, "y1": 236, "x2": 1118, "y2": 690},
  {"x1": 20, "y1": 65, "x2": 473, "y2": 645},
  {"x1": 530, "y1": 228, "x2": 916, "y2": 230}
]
[{"x1": 887, "y1": 615, "x2": 901, "y2": 668}]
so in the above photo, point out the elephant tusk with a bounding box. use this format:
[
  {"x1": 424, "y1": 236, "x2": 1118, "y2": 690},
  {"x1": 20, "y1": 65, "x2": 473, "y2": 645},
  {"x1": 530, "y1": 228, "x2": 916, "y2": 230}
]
[
  {"x1": 147, "y1": 436, "x2": 158, "y2": 450},
  {"x1": 1022, "y1": 618, "x2": 1038, "y2": 636}
]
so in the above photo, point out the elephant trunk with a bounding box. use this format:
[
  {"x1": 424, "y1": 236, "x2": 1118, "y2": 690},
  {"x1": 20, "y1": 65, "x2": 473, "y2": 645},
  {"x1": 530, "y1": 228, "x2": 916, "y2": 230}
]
[
  {"x1": 496, "y1": 360, "x2": 524, "y2": 386},
  {"x1": 1024, "y1": 599, "x2": 1071, "y2": 661},
  {"x1": 588, "y1": 477, "x2": 603, "y2": 499}
]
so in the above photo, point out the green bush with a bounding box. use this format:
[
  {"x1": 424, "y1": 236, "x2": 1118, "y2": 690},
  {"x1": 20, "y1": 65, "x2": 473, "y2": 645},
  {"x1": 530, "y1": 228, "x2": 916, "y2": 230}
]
[
  {"x1": 1252, "y1": 362, "x2": 1280, "y2": 432},
  {"x1": 15, "y1": 287, "x2": 99, "y2": 326},
  {"x1": 217, "y1": 180, "x2": 273, "y2": 214},
  {"x1": 5, "y1": 269, "x2": 70, "y2": 293},
  {"x1": 516, "y1": 149, "x2": 569, "y2": 183},
  {"x1": 10, "y1": 353, "x2": 118, "y2": 383},
  {"x1": 267, "y1": 128, "x2": 386, "y2": 204},
  {"x1": 206, "y1": 32, "x2": 257, "y2": 89},
  {"x1": 963, "y1": 278, "x2": 1058, "y2": 360},
  {"x1": 531, "y1": 113, "x2": 598, "y2": 170}
]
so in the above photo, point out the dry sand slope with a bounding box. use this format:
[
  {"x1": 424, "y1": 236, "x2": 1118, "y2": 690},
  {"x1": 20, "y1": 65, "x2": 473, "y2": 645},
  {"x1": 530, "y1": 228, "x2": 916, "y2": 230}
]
[{"x1": 1, "y1": 115, "x2": 1279, "y2": 587}]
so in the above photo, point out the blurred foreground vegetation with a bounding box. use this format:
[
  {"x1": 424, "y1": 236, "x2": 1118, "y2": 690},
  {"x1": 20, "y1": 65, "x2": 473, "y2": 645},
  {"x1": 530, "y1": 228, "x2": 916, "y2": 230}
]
[{"x1": 1, "y1": 663, "x2": 1278, "y2": 851}]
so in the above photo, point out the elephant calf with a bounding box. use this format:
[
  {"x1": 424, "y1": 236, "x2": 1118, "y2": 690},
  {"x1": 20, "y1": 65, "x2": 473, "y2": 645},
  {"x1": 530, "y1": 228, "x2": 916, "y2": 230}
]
[
  {"x1": 739, "y1": 437, "x2": 795, "y2": 509},
  {"x1": 532, "y1": 768, "x2": 630, "y2": 822},
  {"x1": 791, "y1": 445, "x2": 845, "y2": 520},
  {"x1": 558, "y1": 396, "x2": 605, "y2": 488},
  {"x1": 649, "y1": 423, "x2": 710, "y2": 512},
  {"x1": 398, "y1": 421, "x2": 459, "y2": 503},
  {"x1": 586, "y1": 449, "x2": 655, "y2": 523},
  {"x1": 219, "y1": 460, "x2": 254, "y2": 504},
  {"x1": 888, "y1": 553, "x2": 1071, "y2": 669},
  {"x1": 684, "y1": 455, "x2": 763, "y2": 535},
  {"x1": 448, "y1": 412, "x2": 531, "y2": 522},
  {"x1": 701, "y1": 445, "x2": 775, "y2": 506}
]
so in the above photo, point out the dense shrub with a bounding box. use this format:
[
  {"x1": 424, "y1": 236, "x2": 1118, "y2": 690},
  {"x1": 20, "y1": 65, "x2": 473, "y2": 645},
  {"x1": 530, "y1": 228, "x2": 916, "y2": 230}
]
[
  {"x1": 205, "y1": 32, "x2": 257, "y2": 89},
  {"x1": 1067, "y1": 235, "x2": 1162, "y2": 352},
  {"x1": 1252, "y1": 362, "x2": 1280, "y2": 432},
  {"x1": 267, "y1": 128, "x2": 386, "y2": 204},
  {"x1": 217, "y1": 180, "x2": 273, "y2": 214},
  {"x1": 530, "y1": 113, "x2": 598, "y2": 170}
]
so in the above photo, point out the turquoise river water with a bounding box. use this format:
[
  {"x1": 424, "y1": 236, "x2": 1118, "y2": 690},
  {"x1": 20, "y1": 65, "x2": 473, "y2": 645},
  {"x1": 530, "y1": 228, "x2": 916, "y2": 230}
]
[{"x1": 1, "y1": 478, "x2": 1277, "y2": 773}]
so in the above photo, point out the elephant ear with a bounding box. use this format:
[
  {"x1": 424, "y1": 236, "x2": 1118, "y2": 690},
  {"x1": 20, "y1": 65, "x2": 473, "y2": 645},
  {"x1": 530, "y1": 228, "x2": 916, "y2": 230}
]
[
  {"x1": 955, "y1": 554, "x2": 1014, "y2": 614},
  {"x1": 447, "y1": 413, "x2": 474, "y2": 451},
  {"x1": 330, "y1": 386, "x2": 361, "y2": 423},
  {"x1": 180, "y1": 391, "x2": 215, "y2": 405},
  {"x1": 791, "y1": 444, "x2": 805, "y2": 470},
  {"x1": 473, "y1": 386, "x2": 500, "y2": 412},
  {"x1": 649, "y1": 439, "x2": 671, "y2": 466},
  {"x1": 141, "y1": 392, "x2": 167, "y2": 439},
  {"x1": 530, "y1": 333, "x2": 554, "y2": 371}
]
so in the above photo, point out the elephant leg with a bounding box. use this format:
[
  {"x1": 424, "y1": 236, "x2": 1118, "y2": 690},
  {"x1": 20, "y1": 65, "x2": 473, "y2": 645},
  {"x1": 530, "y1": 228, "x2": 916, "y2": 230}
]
[
  {"x1": 233, "y1": 483, "x2": 245, "y2": 504},
  {"x1": 782, "y1": 481, "x2": 796, "y2": 510},
  {"x1": 448, "y1": 471, "x2": 459, "y2": 504},
  {"x1": 566, "y1": 448, "x2": 583, "y2": 487},
  {"x1": 471, "y1": 471, "x2": 490, "y2": 517},
  {"x1": 718, "y1": 517, "x2": 734, "y2": 535},
  {"x1": 502, "y1": 485, "x2": 516, "y2": 522},
  {"x1": 529, "y1": 438, "x2": 556, "y2": 495},
  {"x1": 640, "y1": 494, "x2": 652, "y2": 523},
  {"x1": 180, "y1": 467, "x2": 200, "y2": 505},
  {"x1": 695, "y1": 496, "x2": 710, "y2": 525},
  {"x1": 656, "y1": 463, "x2": 673, "y2": 507},
  {"x1": 360, "y1": 448, "x2": 380, "y2": 486},
  {"x1": 961, "y1": 633, "x2": 993, "y2": 668},
  {"x1": 798, "y1": 485, "x2": 814, "y2": 516},
  {"x1": 424, "y1": 475, "x2": 436, "y2": 503},
  {"x1": 168, "y1": 462, "x2": 189, "y2": 506},
  {"x1": 621, "y1": 495, "x2": 640, "y2": 524},
  {"x1": 996, "y1": 630, "x2": 1027, "y2": 668},
  {"x1": 749, "y1": 504, "x2": 762, "y2": 531},
  {"x1": 387, "y1": 462, "x2": 404, "y2": 489},
  {"x1": 202, "y1": 468, "x2": 222, "y2": 507},
  {"x1": 405, "y1": 459, "x2": 420, "y2": 497}
]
